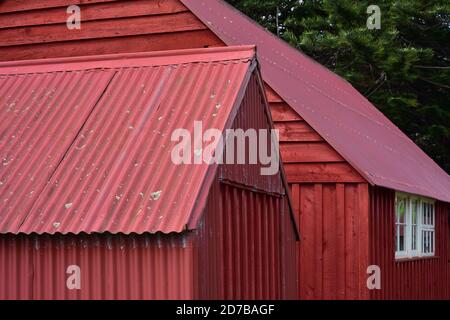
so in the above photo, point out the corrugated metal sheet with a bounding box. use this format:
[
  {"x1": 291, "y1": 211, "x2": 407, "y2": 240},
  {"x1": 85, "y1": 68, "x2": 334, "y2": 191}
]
[
  {"x1": 0, "y1": 233, "x2": 194, "y2": 300},
  {"x1": 0, "y1": 54, "x2": 299, "y2": 301},
  {"x1": 0, "y1": 46, "x2": 257, "y2": 234},
  {"x1": 220, "y1": 73, "x2": 283, "y2": 195},
  {"x1": 290, "y1": 183, "x2": 370, "y2": 300},
  {"x1": 369, "y1": 187, "x2": 449, "y2": 299},
  {"x1": 194, "y1": 176, "x2": 298, "y2": 299},
  {"x1": 193, "y1": 74, "x2": 298, "y2": 299},
  {"x1": 182, "y1": 0, "x2": 450, "y2": 203},
  {"x1": 0, "y1": 69, "x2": 115, "y2": 233}
]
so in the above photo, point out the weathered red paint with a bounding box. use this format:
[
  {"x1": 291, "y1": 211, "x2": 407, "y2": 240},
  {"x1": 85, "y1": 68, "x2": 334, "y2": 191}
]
[
  {"x1": 0, "y1": 46, "x2": 298, "y2": 299},
  {"x1": 0, "y1": 0, "x2": 224, "y2": 62},
  {"x1": 182, "y1": 0, "x2": 450, "y2": 202},
  {"x1": 0, "y1": 0, "x2": 448, "y2": 301},
  {"x1": 193, "y1": 175, "x2": 297, "y2": 300},
  {"x1": 193, "y1": 75, "x2": 298, "y2": 299},
  {"x1": 0, "y1": 233, "x2": 195, "y2": 300},
  {"x1": 369, "y1": 187, "x2": 449, "y2": 300},
  {"x1": 290, "y1": 183, "x2": 370, "y2": 300},
  {"x1": 0, "y1": 46, "x2": 258, "y2": 235}
]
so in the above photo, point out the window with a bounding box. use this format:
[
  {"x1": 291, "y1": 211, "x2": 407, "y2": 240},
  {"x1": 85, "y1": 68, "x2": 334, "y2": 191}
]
[{"x1": 395, "y1": 193, "x2": 435, "y2": 259}]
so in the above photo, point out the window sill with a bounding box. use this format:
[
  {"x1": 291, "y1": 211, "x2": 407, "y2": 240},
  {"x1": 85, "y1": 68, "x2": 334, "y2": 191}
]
[{"x1": 395, "y1": 256, "x2": 439, "y2": 263}]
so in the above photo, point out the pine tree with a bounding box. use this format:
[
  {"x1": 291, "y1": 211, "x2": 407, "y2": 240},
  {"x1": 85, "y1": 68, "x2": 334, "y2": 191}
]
[{"x1": 226, "y1": 0, "x2": 450, "y2": 173}]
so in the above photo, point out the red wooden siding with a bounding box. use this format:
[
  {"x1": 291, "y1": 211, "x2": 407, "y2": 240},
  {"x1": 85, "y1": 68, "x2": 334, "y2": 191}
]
[
  {"x1": 290, "y1": 183, "x2": 370, "y2": 299},
  {"x1": 0, "y1": 0, "x2": 224, "y2": 61},
  {"x1": 267, "y1": 84, "x2": 370, "y2": 300},
  {"x1": 267, "y1": 85, "x2": 364, "y2": 185},
  {"x1": 0, "y1": 233, "x2": 194, "y2": 300},
  {"x1": 369, "y1": 187, "x2": 449, "y2": 299}
]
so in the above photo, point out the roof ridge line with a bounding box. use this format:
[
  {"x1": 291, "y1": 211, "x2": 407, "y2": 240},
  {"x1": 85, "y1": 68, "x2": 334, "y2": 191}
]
[{"x1": 0, "y1": 45, "x2": 256, "y2": 75}]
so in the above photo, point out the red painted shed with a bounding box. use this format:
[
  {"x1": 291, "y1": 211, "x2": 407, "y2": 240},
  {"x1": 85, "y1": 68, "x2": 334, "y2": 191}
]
[
  {"x1": 0, "y1": 46, "x2": 299, "y2": 299},
  {"x1": 0, "y1": 0, "x2": 449, "y2": 300}
]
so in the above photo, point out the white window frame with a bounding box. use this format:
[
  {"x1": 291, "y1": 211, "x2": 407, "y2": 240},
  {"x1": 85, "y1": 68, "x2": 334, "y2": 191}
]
[
  {"x1": 395, "y1": 192, "x2": 436, "y2": 259},
  {"x1": 420, "y1": 198, "x2": 436, "y2": 257}
]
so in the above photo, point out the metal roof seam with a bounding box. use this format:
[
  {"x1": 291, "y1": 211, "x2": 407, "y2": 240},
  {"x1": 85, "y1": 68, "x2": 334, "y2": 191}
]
[
  {"x1": 0, "y1": 46, "x2": 257, "y2": 75},
  {"x1": 0, "y1": 58, "x2": 255, "y2": 77},
  {"x1": 15, "y1": 71, "x2": 120, "y2": 233}
]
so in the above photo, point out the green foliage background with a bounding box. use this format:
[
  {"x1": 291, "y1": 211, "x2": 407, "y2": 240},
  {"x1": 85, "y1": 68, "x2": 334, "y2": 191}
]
[{"x1": 226, "y1": 0, "x2": 450, "y2": 173}]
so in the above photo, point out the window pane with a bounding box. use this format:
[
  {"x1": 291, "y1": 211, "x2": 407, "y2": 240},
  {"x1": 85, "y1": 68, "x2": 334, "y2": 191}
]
[
  {"x1": 430, "y1": 205, "x2": 434, "y2": 226},
  {"x1": 423, "y1": 203, "x2": 427, "y2": 225},
  {"x1": 395, "y1": 225, "x2": 399, "y2": 252},
  {"x1": 431, "y1": 232, "x2": 434, "y2": 253},
  {"x1": 422, "y1": 231, "x2": 426, "y2": 253},
  {"x1": 411, "y1": 200, "x2": 418, "y2": 225},
  {"x1": 422, "y1": 230, "x2": 431, "y2": 253},
  {"x1": 399, "y1": 225, "x2": 405, "y2": 251},
  {"x1": 396, "y1": 198, "x2": 406, "y2": 223},
  {"x1": 411, "y1": 225, "x2": 417, "y2": 251}
]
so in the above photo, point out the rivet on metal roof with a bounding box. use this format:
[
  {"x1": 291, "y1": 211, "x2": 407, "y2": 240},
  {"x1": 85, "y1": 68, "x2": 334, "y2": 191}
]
[
  {"x1": 65, "y1": 203, "x2": 73, "y2": 209},
  {"x1": 53, "y1": 222, "x2": 61, "y2": 229}
]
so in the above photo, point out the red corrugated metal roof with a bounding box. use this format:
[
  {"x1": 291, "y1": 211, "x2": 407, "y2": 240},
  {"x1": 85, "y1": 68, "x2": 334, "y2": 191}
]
[
  {"x1": 182, "y1": 0, "x2": 450, "y2": 202},
  {"x1": 0, "y1": 46, "x2": 258, "y2": 234}
]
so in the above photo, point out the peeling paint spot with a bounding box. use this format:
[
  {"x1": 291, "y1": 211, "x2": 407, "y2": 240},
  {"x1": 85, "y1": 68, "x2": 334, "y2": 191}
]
[
  {"x1": 150, "y1": 191, "x2": 162, "y2": 201},
  {"x1": 75, "y1": 145, "x2": 86, "y2": 151},
  {"x1": 65, "y1": 203, "x2": 73, "y2": 209}
]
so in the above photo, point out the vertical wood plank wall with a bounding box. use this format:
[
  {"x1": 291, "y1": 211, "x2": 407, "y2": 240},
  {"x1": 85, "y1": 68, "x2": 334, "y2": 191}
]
[{"x1": 268, "y1": 85, "x2": 370, "y2": 300}]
